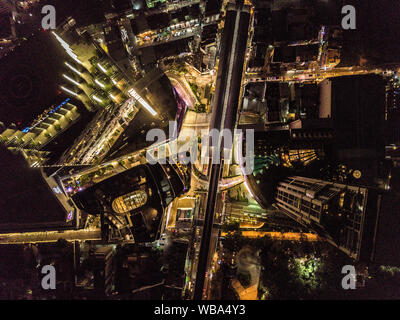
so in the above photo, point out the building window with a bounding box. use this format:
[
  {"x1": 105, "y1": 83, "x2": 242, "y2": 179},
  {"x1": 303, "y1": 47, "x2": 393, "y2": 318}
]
[{"x1": 112, "y1": 188, "x2": 148, "y2": 214}]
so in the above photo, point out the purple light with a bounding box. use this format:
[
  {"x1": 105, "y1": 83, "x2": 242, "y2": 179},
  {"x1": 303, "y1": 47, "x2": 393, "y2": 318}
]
[{"x1": 67, "y1": 211, "x2": 73, "y2": 221}]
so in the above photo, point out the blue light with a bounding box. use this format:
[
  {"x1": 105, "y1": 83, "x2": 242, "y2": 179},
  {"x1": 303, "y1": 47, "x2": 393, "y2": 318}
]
[
  {"x1": 49, "y1": 97, "x2": 70, "y2": 114},
  {"x1": 21, "y1": 98, "x2": 71, "y2": 133}
]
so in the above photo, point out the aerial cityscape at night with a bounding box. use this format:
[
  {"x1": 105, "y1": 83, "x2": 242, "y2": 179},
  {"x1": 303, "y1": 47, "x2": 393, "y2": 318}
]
[{"x1": 1, "y1": 0, "x2": 400, "y2": 305}]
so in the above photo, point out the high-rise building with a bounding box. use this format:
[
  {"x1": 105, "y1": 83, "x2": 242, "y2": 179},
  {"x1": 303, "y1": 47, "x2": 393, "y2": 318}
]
[
  {"x1": 275, "y1": 176, "x2": 385, "y2": 262},
  {"x1": 92, "y1": 246, "x2": 115, "y2": 297},
  {"x1": 72, "y1": 162, "x2": 188, "y2": 243},
  {"x1": 0, "y1": 147, "x2": 81, "y2": 233}
]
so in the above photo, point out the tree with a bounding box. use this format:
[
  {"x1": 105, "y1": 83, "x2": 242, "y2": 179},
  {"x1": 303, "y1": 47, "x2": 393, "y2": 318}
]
[
  {"x1": 222, "y1": 231, "x2": 244, "y2": 253},
  {"x1": 222, "y1": 221, "x2": 240, "y2": 233},
  {"x1": 237, "y1": 272, "x2": 251, "y2": 287}
]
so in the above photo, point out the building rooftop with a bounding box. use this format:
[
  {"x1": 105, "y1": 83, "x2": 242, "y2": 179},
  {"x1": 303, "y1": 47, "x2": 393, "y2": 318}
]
[
  {"x1": 0, "y1": 147, "x2": 73, "y2": 232},
  {"x1": 0, "y1": 31, "x2": 70, "y2": 129}
]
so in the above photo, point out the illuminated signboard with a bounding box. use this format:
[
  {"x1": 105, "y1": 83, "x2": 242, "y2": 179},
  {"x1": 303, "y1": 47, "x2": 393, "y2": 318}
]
[{"x1": 66, "y1": 210, "x2": 74, "y2": 222}]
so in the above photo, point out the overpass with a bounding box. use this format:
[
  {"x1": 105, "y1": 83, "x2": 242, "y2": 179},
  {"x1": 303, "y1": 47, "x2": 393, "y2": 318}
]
[
  {"x1": 0, "y1": 229, "x2": 101, "y2": 244},
  {"x1": 193, "y1": 0, "x2": 252, "y2": 300}
]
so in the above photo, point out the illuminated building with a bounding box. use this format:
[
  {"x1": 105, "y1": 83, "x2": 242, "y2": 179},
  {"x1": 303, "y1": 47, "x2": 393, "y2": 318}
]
[
  {"x1": 0, "y1": 147, "x2": 82, "y2": 233},
  {"x1": 0, "y1": 97, "x2": 92, "y2": 168},
  {"x1": 275, "y1": 176, "x2": 387, "y2": 262},
  {"x1": 112, "y1": 188, "x2": 148, "y2": 214},
  {"x1": 72, "y1": 162, "x2": 187, "y2": 243}
]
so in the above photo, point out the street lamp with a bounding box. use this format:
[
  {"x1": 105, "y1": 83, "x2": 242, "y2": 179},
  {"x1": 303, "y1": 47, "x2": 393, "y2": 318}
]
[
  {"x1": 60, "y1": 86, "x2": 78, "y2": 97},
  {"x1": 63, "y1": 74, "x2": 80, "y2": 86}
]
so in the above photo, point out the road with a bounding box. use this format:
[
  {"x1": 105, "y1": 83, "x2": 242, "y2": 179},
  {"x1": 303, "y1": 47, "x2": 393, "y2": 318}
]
[
  {"x1": 166, "y1": 71, "x2": 199, "y2": 108},
  {"x1": 193, "y1": 1, "x2": 252, "y2": 300},
  {"x1": 221, "y1": 231, "x2": 321, "y2": 241},
  {"x1": 0, "y1": 229, "x2": 101, "y2": 244},
  {"x1": 245, "y1": 65, "x2": 388, "y2": 84}
]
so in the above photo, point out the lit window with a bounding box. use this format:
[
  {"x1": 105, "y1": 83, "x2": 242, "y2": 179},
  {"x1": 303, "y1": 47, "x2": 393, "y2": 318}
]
[{"x1": 112, "y1": 189, "x2": 148, "y2": 214}]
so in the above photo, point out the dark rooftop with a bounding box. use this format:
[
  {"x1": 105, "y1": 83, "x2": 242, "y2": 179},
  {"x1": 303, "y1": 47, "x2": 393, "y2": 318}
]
[
  {"x1": 0, "y1": 147, "x2": 71, "y2": 232},
  {"x1": 0, "y1": 14, "x2": 11, "y2": 38},
  {"x1": 0, "y1": 31, "x2": 69, "y2": 129}
]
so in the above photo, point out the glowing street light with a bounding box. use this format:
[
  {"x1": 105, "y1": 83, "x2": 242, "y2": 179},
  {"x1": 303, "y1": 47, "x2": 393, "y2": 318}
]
[
  {"x1": 63, "y1": 74, "x2": 80, "y2": 86},
  {"x1": 52, "y1": 31, "x2": 71, "y2": 51},
  {"x1": 52, "y1": 31, "x2": 83, "y2": 65},
  {"x1": 127, "y1": 88, "x2": 157, "y2": 116},
  {"x1": 60, "y1": 86, "x2": 78, "y2": 96},
  {"x1": 65, "y1": 50, "x2": 83, "y2": 65},
  {"x1": 92, "y1": 95, "x2": 103, "y2": 103},
  {"x1": 70, "y1": 55, "x2": 83, "y2": 65},
  {"x1": 95, "y1": 79, "x2": 106, "y2": 89},
  {"x1": 65, "y1": 62, "x2": 82, "y2": 76},
  {"x1": 97, "y1": 63, "x2": 107, "y2": 73}
]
